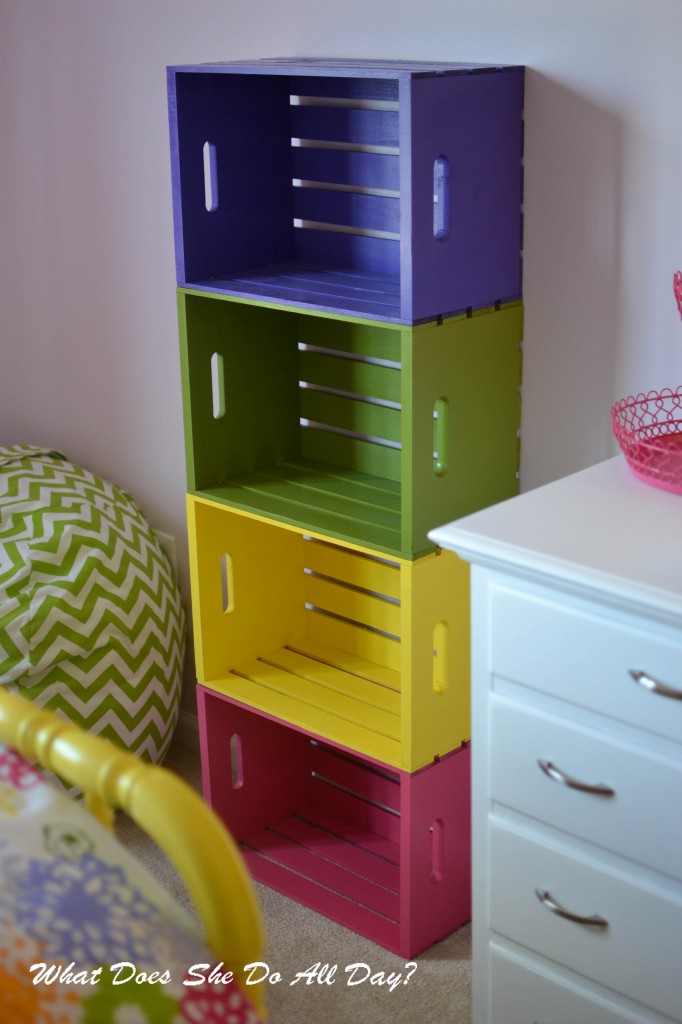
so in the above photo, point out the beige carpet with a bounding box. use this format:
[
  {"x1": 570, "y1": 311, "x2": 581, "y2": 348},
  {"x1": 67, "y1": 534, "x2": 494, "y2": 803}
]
[{"x1": 116, "y1": 742, "x2": 471, "y2": 1024}]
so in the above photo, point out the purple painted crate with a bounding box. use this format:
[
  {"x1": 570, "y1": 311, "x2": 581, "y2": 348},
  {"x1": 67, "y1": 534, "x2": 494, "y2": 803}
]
[
  {"x1": 198, "y1": 687, "x2": 471, "y2": 957},
  {"x1": 167, "y1": 58, "x2": 524, "y2": 325}
]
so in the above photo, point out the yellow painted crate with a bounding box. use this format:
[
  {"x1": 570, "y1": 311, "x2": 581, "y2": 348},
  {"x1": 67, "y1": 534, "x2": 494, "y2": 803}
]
[{"x1": 188, "y1": 494, "x2": 470, "y2": 772}]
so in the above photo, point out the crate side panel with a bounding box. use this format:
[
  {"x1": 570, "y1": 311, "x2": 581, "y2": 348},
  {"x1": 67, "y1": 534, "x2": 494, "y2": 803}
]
[
  {"x1": 177, "y1": 293, "x2": 199, "y2": 489},
  {"x1": 400, "y1": 550, "x2": 471, "y2": 767},
  {"x1": 167, "y1": 72, "x2": 187, "y2": 283},
  {"x1": 180, "y1": 295, "x2": 301, "y2": 489},
  {"x1": 188, "y1": 498, "x2": 305, "y2": 676},
  {"x1": 171, "y1": 72, "x2": 295, "y2": 284},
  {"x1": 408, "y1": 69, "x2": 524, "y2": 320},
  {"x1": 197, "y1": 688, "x2": 313, "y2": 840},
  {"x1": 407, "y1": 304, "x2": 523, "y2": 554},
  {"x1": 400, "y1": 745, "x2": 471, "y2": 956}
]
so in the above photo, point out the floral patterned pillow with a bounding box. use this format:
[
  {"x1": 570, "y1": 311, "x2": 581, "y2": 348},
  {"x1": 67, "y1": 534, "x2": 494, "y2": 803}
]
[{"x1": 0, "y1": 743, "x2": 262, "y2": 1024}]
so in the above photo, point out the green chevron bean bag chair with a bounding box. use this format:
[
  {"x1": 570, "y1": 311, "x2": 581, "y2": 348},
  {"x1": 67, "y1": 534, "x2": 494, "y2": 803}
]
[{"x1": 0, "y1": 445, "x2": 184, "y2": 763}]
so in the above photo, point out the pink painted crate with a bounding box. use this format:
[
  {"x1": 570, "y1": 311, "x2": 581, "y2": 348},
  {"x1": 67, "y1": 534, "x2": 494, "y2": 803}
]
[{"x1": 197, "y1": 686, "x2": 471, "y2": 958}]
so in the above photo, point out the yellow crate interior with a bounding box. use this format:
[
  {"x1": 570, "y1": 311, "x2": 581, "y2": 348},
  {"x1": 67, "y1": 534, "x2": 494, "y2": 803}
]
[{"x1": 188, "y1": 494, "x2": 470, "y2": 771}]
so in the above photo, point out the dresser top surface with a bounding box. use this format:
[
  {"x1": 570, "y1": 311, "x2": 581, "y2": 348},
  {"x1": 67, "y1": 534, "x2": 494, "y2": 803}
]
[{"x1": 430, "y1": 456, "x2": 682, "y2": 619}]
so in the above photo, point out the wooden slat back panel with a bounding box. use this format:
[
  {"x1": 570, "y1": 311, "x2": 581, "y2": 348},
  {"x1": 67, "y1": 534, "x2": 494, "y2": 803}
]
[
  {"x1": 290, "y1": 106, "x2": 399, "y2": 148},
  {"x1": 302, "y1": 538, "x2": 401, "y2": 600},
  {"x1": 289, "y1": 81, "x2": 401, "y2": 273},
  {"x1": 300, "y1": 389, "x2": 401, "y2": 443},
  {"x1": 293, "y1": 189, "x2": 400, "y2": 234},
  {"x1": 300, "y1": 429, "x2": 401, "y2": 481},
  {"x1": 294, "y1": 229, "x2": 400, "y2": 275},
  {"x1": 312, "y1": 743, "x2": 401, "y2": 814},
  {"x1": 291, "y1": 148, "x2": 400, "y2": 192},
  {"x1": 272, "y1": 814, "x2": 400, "y2": 891},
  {"x1": 304, "y1": 607, "x2": 401, "y2": 672},
  {"x1": 298, "y1": 316, "x2": 402, "y2": 361},
  {"x1": 302, "y1": 532, "x2": 403, "y2": 664},
  {"x1": 304, "y1": 574, "x2": 401, "y2": 638},
  {"x1": 289, "y1": 76, "x2": 399, "y2": 103},
  {"x1": 299, "y1": 352, "x2": 400, "y2": 401},
  {"x1": 298, "y1": 323, "x2": 402, "y2": 480},
  {"x1": 310, "y1": 767, "x2": 400, "y2": 844}
]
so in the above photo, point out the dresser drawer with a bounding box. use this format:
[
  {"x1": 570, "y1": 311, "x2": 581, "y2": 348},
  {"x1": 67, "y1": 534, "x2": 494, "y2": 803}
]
[
  {"x1": 490, "y1": 696, "x2": 682, "y2": 882},
  {"x1": 490, "y1": 945, "x2": 673, "y2": 1024},
  {"x1": 490, "y1": 583, "x2": 682, "y2": 743},
  {"x1": 489, "y1": 821, "x2": 682, "y2": 1021}
]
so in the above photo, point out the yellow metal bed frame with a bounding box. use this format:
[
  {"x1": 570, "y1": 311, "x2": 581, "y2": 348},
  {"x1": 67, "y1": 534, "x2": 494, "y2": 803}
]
[{"x1": 0, "y1": 687, "x2": 266, "y2": 1015}]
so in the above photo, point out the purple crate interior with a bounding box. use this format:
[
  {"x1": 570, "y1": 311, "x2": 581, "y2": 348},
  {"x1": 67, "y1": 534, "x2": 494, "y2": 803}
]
[{"x1": 167, "y1": 59, "x2": 524, "y2": 324}]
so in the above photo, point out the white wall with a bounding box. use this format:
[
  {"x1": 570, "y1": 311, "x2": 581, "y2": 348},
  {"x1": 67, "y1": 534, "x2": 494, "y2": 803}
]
[{"x1": 2, "y1": 0, "x2": 681, "y2": 701}]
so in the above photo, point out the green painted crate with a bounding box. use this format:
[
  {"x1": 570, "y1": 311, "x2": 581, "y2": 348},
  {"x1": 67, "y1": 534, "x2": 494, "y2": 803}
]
[{"x1": 178, "y1": 288, "x2": 522, "y2": 558}]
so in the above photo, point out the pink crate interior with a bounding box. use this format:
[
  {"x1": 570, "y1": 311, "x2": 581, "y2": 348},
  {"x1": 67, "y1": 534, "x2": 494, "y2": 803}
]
[
  {"x1": 197, "y1": 687, "x2": 471, "y2": 957},
  {"x1": 611, "y1": 388, "x2": 682, "y2": 495}
]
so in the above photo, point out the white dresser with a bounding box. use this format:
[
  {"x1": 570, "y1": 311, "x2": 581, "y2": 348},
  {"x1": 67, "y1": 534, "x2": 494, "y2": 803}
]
[{"x1": 430, "y1": 456, "x2": 682, "y2": 1024}]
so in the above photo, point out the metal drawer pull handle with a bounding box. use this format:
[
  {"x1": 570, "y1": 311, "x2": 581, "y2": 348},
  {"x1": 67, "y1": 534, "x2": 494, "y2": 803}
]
[
  {"x1": 630, "y1": 669, "x2": 682, "y2": 701},
  {"x1": 537, "y1": 759, "x2": 615, "y2": 797},
  {"x1": 535, "y1": 888, "x2": 609, "y2": 929}
]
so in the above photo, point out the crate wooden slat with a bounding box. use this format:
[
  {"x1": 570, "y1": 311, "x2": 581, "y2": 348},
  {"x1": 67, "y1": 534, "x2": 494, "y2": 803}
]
[
  {"x1": 167, "y1": 59, "x2": 524, "y2": 324},
  {"x1": 198, "y1": 690, "x2": 471, "y2": 956},
  {"x1": 179, "y1": 291, "x2": 523, "y2": 559},
  {"x1": 188, "y1": 496, "x2": 471, "y2": 772}
]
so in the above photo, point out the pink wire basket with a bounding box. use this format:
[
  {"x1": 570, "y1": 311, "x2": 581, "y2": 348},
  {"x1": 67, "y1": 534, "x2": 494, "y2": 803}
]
[{"x1": 611, "y1": 387, "x2": 682, "y2": 494}]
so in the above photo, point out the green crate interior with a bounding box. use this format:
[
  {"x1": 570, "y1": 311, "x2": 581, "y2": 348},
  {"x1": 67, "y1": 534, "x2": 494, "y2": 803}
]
[{"x1": 179, "y1": 289, "x2": 522, "y2": 558}]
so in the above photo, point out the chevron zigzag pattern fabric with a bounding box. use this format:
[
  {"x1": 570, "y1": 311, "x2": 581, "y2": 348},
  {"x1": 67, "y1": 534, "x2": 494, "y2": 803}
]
[{"x1": 0, "y1": 445, "x2": 185, "y2": 763}]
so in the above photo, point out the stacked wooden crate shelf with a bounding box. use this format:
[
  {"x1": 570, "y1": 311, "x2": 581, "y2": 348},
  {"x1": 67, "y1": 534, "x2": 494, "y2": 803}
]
[
  {"x1": 186, "y1": 497, "x2": 472, "y2": 771},
  {"x1": 167, "y1": 56, "x2": 524, "y2": 957}
]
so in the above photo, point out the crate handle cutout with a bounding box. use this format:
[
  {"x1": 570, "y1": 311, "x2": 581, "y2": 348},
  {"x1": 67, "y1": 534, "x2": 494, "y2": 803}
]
[
  {"x1": 203, "y1": 142, "x2": 219, "y2": 212},
  {"x1": 433, "y1": 397, "x2": 449, "y2": 477},
  {"x1": 433, "y1": 156, "x2": 451, "y2": 241},
  {"x1": 220, "y1": 553, "x2": 235, "y2": 615},
  {"x1": 211, "y1": 352, "x2": 226, "y2": 420},
  {"x1": 429, "y1": 819, "x2": 444, "y2": 883},
  {"x1": 229, "y1": 733, "x2": 244, "y2": 789},
  {"x1": 433, "y1": 621, "x2": 449, "y2": 695}
]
